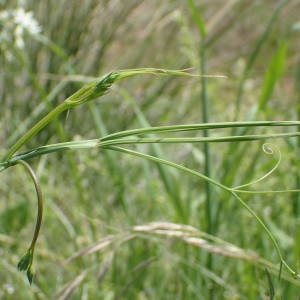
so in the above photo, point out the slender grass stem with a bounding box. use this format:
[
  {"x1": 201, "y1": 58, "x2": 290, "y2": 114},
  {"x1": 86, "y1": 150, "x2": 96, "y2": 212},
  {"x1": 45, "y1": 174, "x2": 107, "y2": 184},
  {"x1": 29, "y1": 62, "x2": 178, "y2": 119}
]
[
  {"x1": 104, "y1": 145, "x2": 227, "y2": 194},
  {"x1": 3, "y1": 102, "x2": 68, "y2": 161},
  {"x1": 2, "y1": 68, "x2": 219, "y2": 162},
  {"x1": 1, "y1": 128, "x2": 299, "y2": 281},
  {"x1": 16, "y1": 160, "x2": 44, "y2": 284},
  {"x1": 17, "y1": 161, "x2": 43, "y2": 251},
  {"x1": 104, "y1": 145, "x2": 299, "y2": 279},
  {"x1": 101, "y1": 121, "x2": 300, "y2": 141},
  {"x1": 1, "y1": 129, "x2": 300, "y2": 171},
  {"x1": 232, "y1": 189, "x2": 300, "y2": 194},
  {"x1": 100, "y1": 133, "x2": 300, "y2": 146},
  {"x1": 228, "y1": 191, "x2": 298, "y2": 279},
  {"x1": 200, "y1": 42, "x2": 213, "y2": 236},
  {"x1": 191, "y1": 3, "x2": 215, "y2": 288},
  {"x1": 294, "y1": 60, "x2": 300, "y2": 216}
]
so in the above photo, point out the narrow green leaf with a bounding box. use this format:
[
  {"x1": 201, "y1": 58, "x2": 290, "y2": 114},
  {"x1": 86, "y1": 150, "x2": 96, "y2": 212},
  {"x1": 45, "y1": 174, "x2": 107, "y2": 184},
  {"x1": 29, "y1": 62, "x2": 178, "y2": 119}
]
[
  {"x1": 187, "y1": 0, "x2": 207, "y2": 37},
  {"x1": 234, "y1": 0, "x2": 289, "y2": 119},
  {"x1": 265, "y1": 268, "x2": 276, "y2": 299},
  {"x1": 17, "y1": 251, "x2": 33, "y2": 272},
  {"x1": 258, "y1": 42, "x2": 287, "y2": 110}
]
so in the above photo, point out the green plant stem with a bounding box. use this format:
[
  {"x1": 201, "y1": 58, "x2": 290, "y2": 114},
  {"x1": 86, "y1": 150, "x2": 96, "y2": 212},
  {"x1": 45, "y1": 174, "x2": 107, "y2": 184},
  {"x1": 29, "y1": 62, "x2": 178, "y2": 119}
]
[
  {"x1": 1, "y1": 129, "x2": 299, "y2": 280},
  {"x1": 228, "y1": 191, "x2": 297, "y2": 279},
  {"x1": 16, "y1": 160, "x2": 44, "y2": 284},
  {"x1": 2, "y1": 68, "x2": 219, "y2": 162},
  {"x1": 294, "y1": 60, "x2": 300, "y2": 216},
  {"x1": 103, "y1": 145, "x2": 299, "y2": 279},
  {"x1": 105, "y1": 145, "x2": 227, "y2": 195},
  {"x1": 1, "y1": 130, "x2": 300, "y2": 171},
  {"x1": 17, "y1": 160, "x2": 43, "y2": 252},
  {"x1": 200, "y1": 43, "x2": 213, "y2": 236},
  {"x1": 3, "y1": 102, "x2": 68, "y2": 161},
  {"x1": 101, "y1": 121, "x2": 300, "y2": 141},
  {"x1": 192, "y1": 4, "x2": 214, "y2": 290},
  {"x1": 100, "y1": 133, "x2": 300, "y2": 146}
]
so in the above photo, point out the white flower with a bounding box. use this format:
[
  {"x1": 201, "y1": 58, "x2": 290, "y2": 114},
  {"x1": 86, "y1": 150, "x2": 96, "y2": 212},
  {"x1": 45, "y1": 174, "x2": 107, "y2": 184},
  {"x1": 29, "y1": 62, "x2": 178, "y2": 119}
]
[
  {"x1": 0, "y1": 7, "x2": 42, "y2": 52},
  {"x1": 12, "y1": 8, "x2": 41, "y2": 35}
]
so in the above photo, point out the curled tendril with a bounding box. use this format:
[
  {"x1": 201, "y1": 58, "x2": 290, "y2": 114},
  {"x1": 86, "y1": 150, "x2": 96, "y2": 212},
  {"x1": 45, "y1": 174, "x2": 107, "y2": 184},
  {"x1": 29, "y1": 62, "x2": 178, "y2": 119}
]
[
  {"x1": 262, "y1": 142, "x2": 278, "y2": 155},
  {"x1": 16, "y1": 160, "x2": 43, "y2": 284},
  {"x1": 232, "y1": 143, "x2": 281, "y2": 190}
]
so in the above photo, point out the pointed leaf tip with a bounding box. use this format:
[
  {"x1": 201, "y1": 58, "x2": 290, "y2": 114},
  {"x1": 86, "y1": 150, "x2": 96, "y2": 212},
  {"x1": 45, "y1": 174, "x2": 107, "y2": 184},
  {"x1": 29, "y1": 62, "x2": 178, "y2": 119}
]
[
  {"x1": 17, "y1": 250, "x2": 34, "y2": 284},
  {"x1": 27, "y1": 269, "x2": 34, "y2": 285},
  {"x1": 17, "y1": 251, "x2": 32, "y2": 271}
]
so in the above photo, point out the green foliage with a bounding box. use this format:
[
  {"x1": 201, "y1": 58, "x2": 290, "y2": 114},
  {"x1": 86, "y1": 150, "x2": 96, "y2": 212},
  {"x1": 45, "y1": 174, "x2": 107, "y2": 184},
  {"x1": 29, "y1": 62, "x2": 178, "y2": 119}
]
[
  {"x1": 17, "y1": 249, "x2": 34, "y2": 285},
  {"x1": 258, "y1": 42, "x2": 287, "y2": 111},
  {"x1": 0, "y1": 199, "x2": 29, "y2": 233},
  {"x1": 1, "y1": 0, "x2": 300, "y2": 299}
]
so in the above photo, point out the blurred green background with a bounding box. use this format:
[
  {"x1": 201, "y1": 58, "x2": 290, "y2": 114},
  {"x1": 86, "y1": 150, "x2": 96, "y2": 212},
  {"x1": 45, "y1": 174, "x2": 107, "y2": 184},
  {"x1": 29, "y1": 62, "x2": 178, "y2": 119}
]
[{"x1": 0, "y1": 0, "x2": 300, "y2": 299}]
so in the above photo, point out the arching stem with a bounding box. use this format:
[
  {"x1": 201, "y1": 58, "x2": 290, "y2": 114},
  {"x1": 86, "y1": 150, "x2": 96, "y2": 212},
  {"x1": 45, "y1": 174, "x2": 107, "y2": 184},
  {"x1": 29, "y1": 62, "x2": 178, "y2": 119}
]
[{"x1": 16, "y1": 160, "x2": 44, "y2": 284}]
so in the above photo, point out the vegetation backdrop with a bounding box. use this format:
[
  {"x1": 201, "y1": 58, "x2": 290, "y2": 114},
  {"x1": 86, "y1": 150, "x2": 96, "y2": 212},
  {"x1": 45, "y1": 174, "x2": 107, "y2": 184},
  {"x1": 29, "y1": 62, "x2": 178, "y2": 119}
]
[{"x1": 0, "y1": 0, "x2": 300, "y2": 299}]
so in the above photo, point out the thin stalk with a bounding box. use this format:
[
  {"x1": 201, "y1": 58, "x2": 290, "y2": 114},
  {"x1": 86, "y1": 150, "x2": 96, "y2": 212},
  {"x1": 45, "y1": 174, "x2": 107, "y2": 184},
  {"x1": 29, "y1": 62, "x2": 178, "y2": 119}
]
[
  {"x1": 200, "y1": 45, "x2": 213, "y2": 236},
  {"x1": 6, "y1": 81, "x2": 69, "y2": 148},
  {"x1": 294, "y1": 60, "x2": 300, "y2": 216},
  {"x1": 191, "y1": 3, "x2": 215, "y2": 290},
  {"x1": 16, "y1": 160, "x2": 44, "y2": 284},
  {"x1": 232, "y1": 189, "x2": 300, "y2": 194},
  {"x1": 1, "y1": 130, "x2": 300, "y2": 171},
  {"x1": 104, "y1": 146, "x2": 227, "y2": 195},
  {"x1": 228, "y1": 191, "x2": 297, "y2": 279},
  {"x1": 101, "y1": 132, "x2": 300, "y2": 146},
  {"x1": 102, "y1": 121, "x2": 300, "y2": 141},
  {"x1": 104, "y1": 145, "x2": 299, "y2": 279},
  {"x1": 1, "y1": 131, "x2": 299, "y2": 280},
  {"x1": 3, "y1": 102, "x2": 68, "y2": 161},
  {"x1": 2, "y1": 68, "x2": 220, "y2": 162}
]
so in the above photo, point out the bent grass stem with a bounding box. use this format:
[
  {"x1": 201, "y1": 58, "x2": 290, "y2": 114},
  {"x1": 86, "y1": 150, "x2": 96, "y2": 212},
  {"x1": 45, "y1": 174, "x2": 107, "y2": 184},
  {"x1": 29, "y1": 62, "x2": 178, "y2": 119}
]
[
  {"x1": 2, "y1": 68, "x2": 221, "y2": 162},
  {"x1": 103, "y1": 145, "x2": 300, "y2": 279},
  {"x1": 16, "y1": 160, "x2": 44, "y2": 284},
  {"x1": 1, "y1": 68, "x2": 299, "y2": 283}
]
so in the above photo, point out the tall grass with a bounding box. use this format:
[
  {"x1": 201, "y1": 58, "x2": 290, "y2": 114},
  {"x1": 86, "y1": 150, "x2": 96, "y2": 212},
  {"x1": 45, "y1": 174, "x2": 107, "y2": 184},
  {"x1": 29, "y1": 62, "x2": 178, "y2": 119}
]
[{"x1": 1, "y1": 0, "x2": 300, "y2": 299}]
